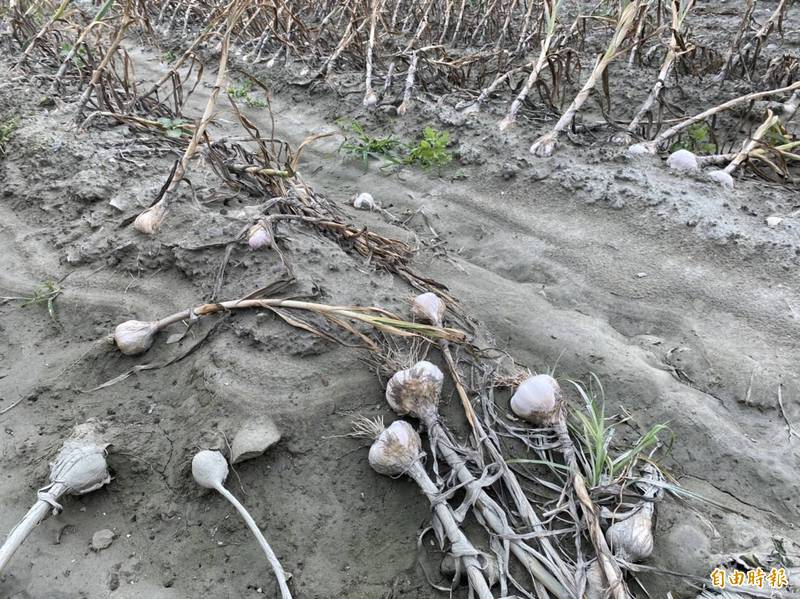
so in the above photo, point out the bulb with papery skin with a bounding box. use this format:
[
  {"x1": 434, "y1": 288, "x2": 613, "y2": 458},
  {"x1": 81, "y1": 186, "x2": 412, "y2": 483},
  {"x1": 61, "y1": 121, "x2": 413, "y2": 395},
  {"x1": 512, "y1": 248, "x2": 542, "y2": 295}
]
[
  {"x1": 510, "y1": 374, "x2": 563, "y2": 426},
  {"x1": 605, "y1": 505, "x2": 654, "y2": 562},
  {"x1": 247, "y1": 224, "x2": 271, "y2": 250},
  {"x1": 113, "y1": 320, "x2": 158, "y2": 355},
  {"x1": 191, "y1": 450, "x2": 229, "y2": 489},
  {"x1": 368, "y1": 420, "x2": 422, "y2": 476},
  {"x1": 411, "y1": 292, "x2": 445, "y2": 325},
  {"x1": 49, "y1": 440, "x2": 111, "y2": 496},
  {"x1": 133, "y1": 201, "x2": 168, "y2": 235},
  {"x1": 385, "y1": 361, "x2": 443, "y2": 420}
]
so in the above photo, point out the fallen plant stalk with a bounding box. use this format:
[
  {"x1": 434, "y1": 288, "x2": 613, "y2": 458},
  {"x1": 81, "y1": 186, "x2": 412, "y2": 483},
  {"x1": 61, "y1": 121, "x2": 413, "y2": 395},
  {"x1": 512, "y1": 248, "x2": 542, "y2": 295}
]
[
  {"x1": 134, "y1": 1, "x2": 246, "y2": 234},
  {"x1": 630, "y1": 80, "x2": 800, "y2": 153},
  {"x1": 112, "y1": 296, "x2": 467, "y2": 356}
]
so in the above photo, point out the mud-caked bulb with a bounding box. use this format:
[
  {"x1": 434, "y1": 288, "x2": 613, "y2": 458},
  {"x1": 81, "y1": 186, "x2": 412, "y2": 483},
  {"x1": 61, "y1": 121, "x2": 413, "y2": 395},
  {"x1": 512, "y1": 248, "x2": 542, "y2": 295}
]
[
  {"x1": 605, "y1": 505, "x2": 655, "y2": 562},
  {"x1": 368, "y1": 420, "x2": 423, "y2": 476},
  {"x1": 113, "y1": 320, "x2": 158, "y2": 355},
  {"x1": 510, "y1": 374, "x2": 563, "y2": 426},
  {"x1": 191, "y1": 450, "x2": 229, "y2": 490},
  {"x1": 385, "y1": 361, "x2": 444, "y2": 420},
  {"x1": 49, "y1": 440, "x2": 111, "y2": 496}
]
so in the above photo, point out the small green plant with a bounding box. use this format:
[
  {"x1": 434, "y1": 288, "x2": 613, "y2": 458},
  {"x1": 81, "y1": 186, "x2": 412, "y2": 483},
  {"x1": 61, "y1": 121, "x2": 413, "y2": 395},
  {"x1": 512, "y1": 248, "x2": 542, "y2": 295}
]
[
  {"x1": 161, "y1": 50, "x2": 177, "y2": 63},
  {"x1": 569, "y1": 375, "x2": 669, "y2": 488},
  {"x1": 1, "y1": 280, "x2": 63, "y2": 324},
  {"x1": 669, "y1": 122, "x2": 716, "y2": 154},
  {"x1": 227, "y1": 81, "x2": 267, "y2": 109},
  {"x1": 59, "y1": 43, "x2": 88, "y2": 68},
  {"x1": 156, "y1": 117, "x2": 192, "y2": 138},
  {"x1": 339, "y1": 120, "x2": 402, "y2": 169},
  {"x1": 763, "y1": 122, "x2": 791, "y2": 147},
  {"x1": 0, "y1": 117, "x2": 18, "y2": 158},
  {"x1": 405, "y1": 126, "x2": 452, "y2": 168}
]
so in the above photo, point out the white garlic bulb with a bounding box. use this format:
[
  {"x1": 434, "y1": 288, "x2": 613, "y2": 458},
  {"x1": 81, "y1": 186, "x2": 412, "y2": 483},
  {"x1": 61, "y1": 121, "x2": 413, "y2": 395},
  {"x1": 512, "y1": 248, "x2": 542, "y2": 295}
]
[
  {"x1": 113, "y1": 320, "x2": 158, "y2": 355},
  {"x1": 605, "y1": 505, "x2": 654, "y2": 562},
  {"x1": 708, "y1": 169, "x2": 734, "y2": 189},
  {"x1": 368, "y1": 420, "x2": 422, "y2": 476},
  {"x1": 49, "y1": 440, "x2": 111, "y2": 496},
  {"x1": 353, "y1": 192, "x2": 378, "y2": 211},
  {"x1": 191, "y1": 450, "x2": 229, "y2": 490},
  {"x1": 411, "y1": 292, "x2": 445, "y2": 325},
  {"x1": 666, "y1": 149, "x2": 698, "y2": 171},
  {"x1": 363, "y1": 90, "x2": 378, "y2": 107},
  {"x1": 510, "y1": 374, "x2": 563, "y2": 426},
  {"x1": 133, "y1": 201, "x2": 168, "y2": 235},
  {"x1": 385, "y1": 361, "x2": 444, "y2": 420},
  {"x1": 247, "y1": 224, "x2": 272, "y2": 250}
]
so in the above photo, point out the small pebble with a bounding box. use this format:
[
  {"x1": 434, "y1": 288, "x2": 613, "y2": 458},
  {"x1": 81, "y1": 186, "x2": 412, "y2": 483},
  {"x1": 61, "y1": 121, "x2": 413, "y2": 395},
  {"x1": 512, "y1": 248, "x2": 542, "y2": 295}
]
[
  {"x1": 91, "y1": 529, "x2": 115, "y2": 552},
  {"x1": 766, "y1": 216, "x2": 783, "y2": 228},
  {"x1": 231, "y1": 419, "x2": 282, "y2": 464}
]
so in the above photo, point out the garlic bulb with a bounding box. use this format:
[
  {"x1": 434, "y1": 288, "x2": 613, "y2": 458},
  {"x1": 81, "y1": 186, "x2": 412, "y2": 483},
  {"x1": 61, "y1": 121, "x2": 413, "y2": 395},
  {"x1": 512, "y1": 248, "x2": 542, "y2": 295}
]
[
  {"x1": 385, "y1": 361, "x2": 444, "y2": 420},
  {"x1": 368, "y1": 420, "x2": 423, "y2": 476},
  {"x1": 247, "y1": 224, "x2": 272, "y2": 250},
  {"x1": 510, "y1": 374, "x2": 563, "y2": 426},
  {"x1": 133, "y1": 201, "x2": 168, "y2": 235},
  {"x1": 666, "y1": 149, "x2": 698, "y2": 171},
  {"x1": 411, "y1": 292, "x2": 445, "y2": 325},
  {"x1": 353, "y1": 192, "x2": 378, "y2": 211},
  {"x1": 49, "y1": 440, "x2": 111, "y2": 496},
  {"x1": 113, "y1": 320, "x2": 158, "y2": 355},
  {"x1": 605, "y1": 505, "x2": 654, "y2": 562},
  {"x1": 363, "y1": 90, "x2": 378, "y2": 107},
  {"x1": 708, "y1": 169, "x2": 734, "y2": 189},
  {"x1": 191, "y1": 450, "x2": 229, "y2": 490}
]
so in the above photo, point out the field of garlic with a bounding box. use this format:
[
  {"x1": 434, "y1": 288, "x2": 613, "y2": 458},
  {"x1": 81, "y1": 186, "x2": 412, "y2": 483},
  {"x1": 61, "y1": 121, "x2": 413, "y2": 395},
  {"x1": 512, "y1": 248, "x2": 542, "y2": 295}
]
[{"x1": 0, "y1": 1, "x2": 799, "y2": 598}]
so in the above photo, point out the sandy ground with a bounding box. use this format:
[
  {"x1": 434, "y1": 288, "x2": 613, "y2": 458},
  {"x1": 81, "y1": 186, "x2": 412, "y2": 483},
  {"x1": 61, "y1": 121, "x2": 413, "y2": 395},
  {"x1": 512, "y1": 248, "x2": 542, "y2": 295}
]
[{"x1": 1, "y1": 4, "x2": 800, "y2": 597}]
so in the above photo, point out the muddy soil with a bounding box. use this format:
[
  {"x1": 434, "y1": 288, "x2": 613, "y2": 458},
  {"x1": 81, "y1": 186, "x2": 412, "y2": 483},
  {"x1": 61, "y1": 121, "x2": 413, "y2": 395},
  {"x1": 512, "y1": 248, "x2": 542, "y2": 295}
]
[{"x1": 1, "y1": 2, "x2": 800, "y2": 598}]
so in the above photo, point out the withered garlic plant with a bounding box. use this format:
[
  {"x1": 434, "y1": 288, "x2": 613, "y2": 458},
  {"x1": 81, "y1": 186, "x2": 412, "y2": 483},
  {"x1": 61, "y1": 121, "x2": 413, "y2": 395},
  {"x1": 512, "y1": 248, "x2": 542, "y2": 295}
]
[
  {"x1": 359, "y1": 418, "x2": 494, "y2": 599},
  {"x1": 0, "y1": 422, "x2": 112, "y2": 573},
  {"x1": 385, "y1": 360, "x2": 571, "y2": 598}
]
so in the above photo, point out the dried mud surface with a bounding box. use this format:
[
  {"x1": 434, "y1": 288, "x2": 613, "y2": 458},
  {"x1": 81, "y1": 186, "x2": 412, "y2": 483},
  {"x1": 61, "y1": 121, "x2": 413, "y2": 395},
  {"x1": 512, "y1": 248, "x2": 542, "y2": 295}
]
[{"x1": 1, "y1": 3, "x2": 800, "y2": 598}]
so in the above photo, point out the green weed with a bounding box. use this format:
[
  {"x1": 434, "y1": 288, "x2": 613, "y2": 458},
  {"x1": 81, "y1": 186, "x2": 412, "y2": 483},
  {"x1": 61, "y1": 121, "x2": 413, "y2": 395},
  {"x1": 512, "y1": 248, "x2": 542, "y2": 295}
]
[
  {"x1": 156, "y1": 117, "x2": 192, "y2": 138},
  {"x1": 0, "y1": 117, "x2": 18, "y2": 158},
  {"x1": 405, "y1": 126, "x2": 452, "y2": 168},
  {"x1": 339, "y1": 120, "x2": 402, "y2": 169},
  {"x1": 2, "y1": 280, "x2": 63, "y2": 324},
  {"x1": 669, "y1": 122, "x2": 716, "y2": 155},
  {"x1": 227, "y1": 81, "x2": 268, "y2": 109},
  {"x1": 568, "y1": 374, "x2": 669, "y2": 488}
]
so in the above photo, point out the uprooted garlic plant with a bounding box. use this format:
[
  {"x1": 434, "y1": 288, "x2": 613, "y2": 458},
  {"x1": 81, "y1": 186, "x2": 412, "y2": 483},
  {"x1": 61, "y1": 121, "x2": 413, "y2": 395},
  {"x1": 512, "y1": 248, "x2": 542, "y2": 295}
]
[
  {"x1": 0, "y1": 421, "x2": 112, "y2": 573},
  {"x1": 192, "y1": 450, "x2": 293, "y2": 599},
  {"x1": 355, "y1": 417, "x2": 495, "y2": 599}
]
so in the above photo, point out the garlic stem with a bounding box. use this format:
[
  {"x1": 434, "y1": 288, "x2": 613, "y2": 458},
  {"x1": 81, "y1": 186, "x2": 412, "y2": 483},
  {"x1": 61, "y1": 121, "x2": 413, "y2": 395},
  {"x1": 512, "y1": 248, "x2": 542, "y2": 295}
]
[
  {"x1": 405, "y1": 461, "x2": 493, "y2": 599},
  {"x1": 0, "y1": 483, "x2": 66, "y2": 573},
  {"x1": 424, "y1": 418, "x2": 569, "y2": 599},
  {"x1": 214, "y1": 484, "x2": 293, "y2": 599}
]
